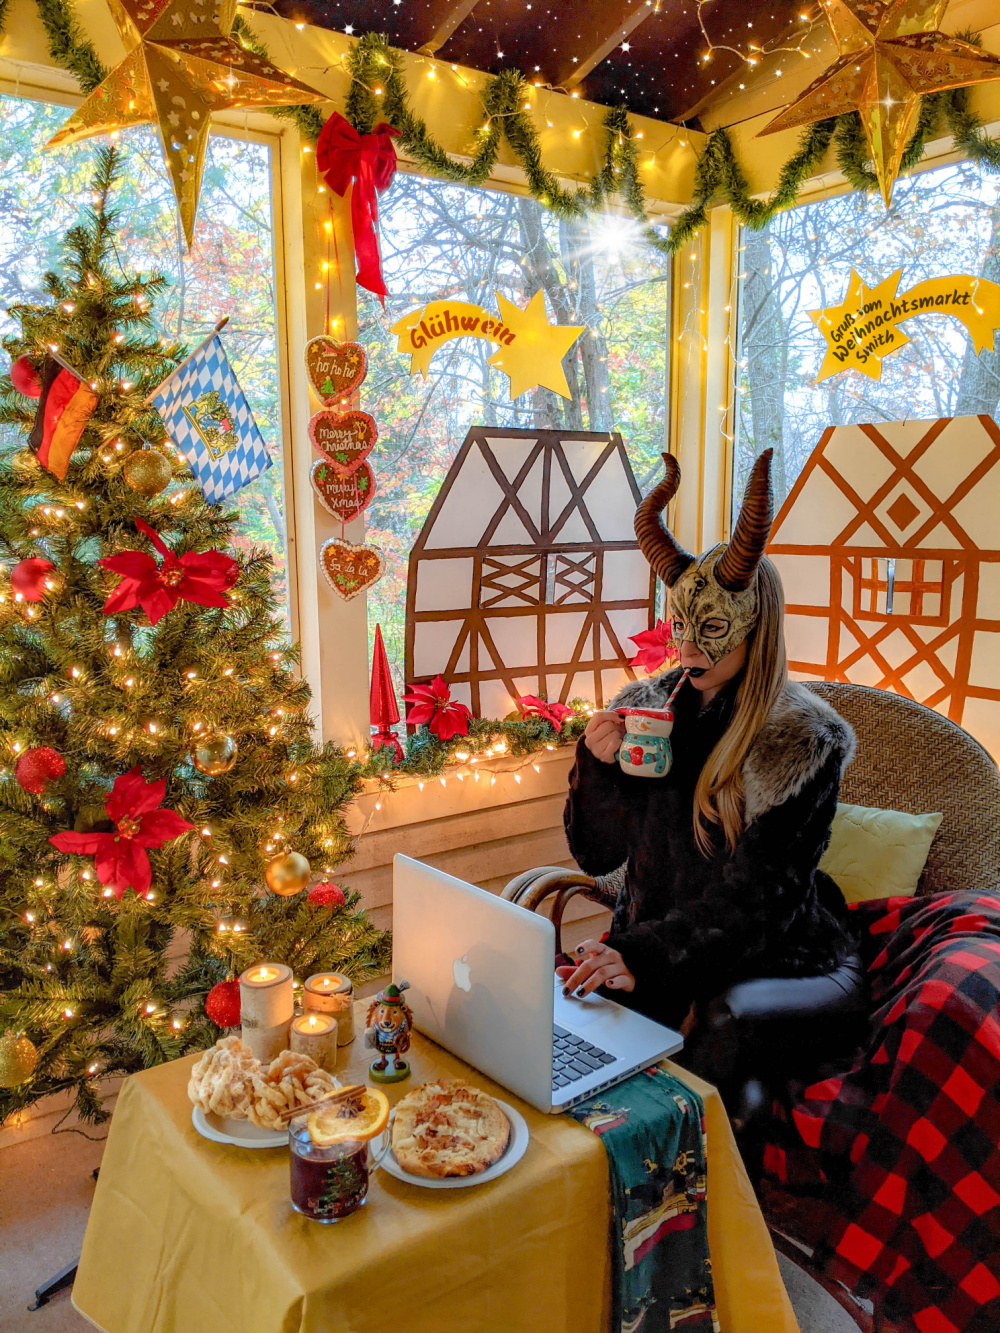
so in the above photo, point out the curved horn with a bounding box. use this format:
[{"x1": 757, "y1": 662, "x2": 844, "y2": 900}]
[
  {"x1": 634, "y1": 453, "x2": 694, "y2": 588},
  {"x1": 716, "y1": 448, "x2": 774, "y2": 592}
]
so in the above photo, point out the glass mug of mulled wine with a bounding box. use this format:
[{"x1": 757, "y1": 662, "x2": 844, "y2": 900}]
[
  {"x1": 617, "y1": 707, "x2": 674, "y2": 778},
  {"x1": 289, "y1": 1113, "x2": 391, "y2": 1222}
]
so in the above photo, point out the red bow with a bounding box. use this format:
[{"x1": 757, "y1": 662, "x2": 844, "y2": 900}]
[
  {"x1": 316, "y1": 111, "x2": 399, "y2": 304},
  {"x1": 402, "y1": 675, "x2": 473, "y2": 742},
  {"x1": 50, "y1": 766, "x2": 195, "y2": 899},
  {"x1": 99, "y1": 518, "x2": 238, "y2": 626}
]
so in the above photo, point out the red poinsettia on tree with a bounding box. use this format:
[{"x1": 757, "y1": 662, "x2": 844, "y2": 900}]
[
  {"x1": 100, "y1": 518, "x2": 238, "y2": 626},
  {"x1": 518, "y1": 695, "x2": 574, "y2": 730},
  {"x1": 49, "y1": 766, "x2": 195, "y2": 899},
  {"x1": 402, "y1": 675, "x2": 473, "y2": 741},
  {"x1": 628, "y1": 619, "x2": 680, "y2": 675}
]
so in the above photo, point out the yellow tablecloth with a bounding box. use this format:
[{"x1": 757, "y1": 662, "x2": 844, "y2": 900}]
[{"x1": 73, "y1": 1003, "x2": 799, "y2": 1333}]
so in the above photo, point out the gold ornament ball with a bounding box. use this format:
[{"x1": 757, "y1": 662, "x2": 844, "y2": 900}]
[
  {"x1": 191, "y1": 733, "x2": 237, "y2": 776},
  {"x1": 0, "y1": 1030, "x2": 38, "y2": 1088},
  {"x1": 123, "y1": 450, "x2": 172, "y2": 496},
  {"x1": 265, "y1": 851, "x2": 311, "y2": 897}
]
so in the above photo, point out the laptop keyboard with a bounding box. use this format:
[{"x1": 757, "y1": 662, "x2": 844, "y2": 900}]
[{"x1": 552, "y1": 1023, "x2": 617, "y2": 1089}]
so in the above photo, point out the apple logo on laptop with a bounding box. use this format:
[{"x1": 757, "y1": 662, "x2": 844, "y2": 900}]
[{"x1": 453, "y1": 954, "x2": 472, "y2": 992}]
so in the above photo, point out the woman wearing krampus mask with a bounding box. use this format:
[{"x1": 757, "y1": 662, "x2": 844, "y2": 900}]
[{"x1": 560, "y1": 450, "x2": 858, "y2": 1051}]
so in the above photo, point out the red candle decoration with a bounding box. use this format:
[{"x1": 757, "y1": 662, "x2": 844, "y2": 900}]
[
  {"x1": 369, "y1": 622, "x2": 402, "y2": 763},
  {"x1": 15, "y1": 747, "x2": 66, "y2": 796},
  {"x1": 10, "y1": 557, "x2": 56, "y2": 602}
]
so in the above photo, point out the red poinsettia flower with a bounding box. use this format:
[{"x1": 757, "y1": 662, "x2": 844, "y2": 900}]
[
  {"x1": 49, "y1": 766, "x2": 195, "y2": 899},
  {"x1": 402, "y1": 675, "x2": 473, "y2": 742},
  {"x1": 99, "y1": 518, "x2": 239, "y2": 626},
  {"x1": 518, "y1": 695, "x2": 574, "y2": 730},
  {"x1": 628, "y1": 619, "x2": 680, "y2": 675}
]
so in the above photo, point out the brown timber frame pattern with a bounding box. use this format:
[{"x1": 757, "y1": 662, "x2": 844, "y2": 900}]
[{"x1": 406, "y1": 428, "x2": 654, "y2": 714}]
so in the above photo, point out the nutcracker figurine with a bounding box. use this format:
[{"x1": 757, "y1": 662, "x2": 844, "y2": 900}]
[{"x1": 364, "y1": 980, "x2": 414, "y2": 1083}]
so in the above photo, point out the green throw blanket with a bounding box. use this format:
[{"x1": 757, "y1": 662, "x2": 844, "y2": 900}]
[{"x1": 568, "y1": 1065, "x2": 718, "y2": 1332}]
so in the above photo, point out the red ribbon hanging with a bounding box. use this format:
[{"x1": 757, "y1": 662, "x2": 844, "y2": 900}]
[{"x1": 316, "y1": 111, "x2": 400, "y2": 305}]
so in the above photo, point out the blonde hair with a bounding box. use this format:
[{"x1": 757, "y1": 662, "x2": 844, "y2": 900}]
[{"x1": 693, "y1": 556, "x2": 788, "y2": 855}]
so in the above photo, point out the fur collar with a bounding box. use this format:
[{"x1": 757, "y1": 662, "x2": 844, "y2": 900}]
[
  {"x1": 611, "y1": 671, "x2": 855, "y2": 821},
  {"x1": 743, "y1": 682, "x2": 855, "y2": 822}
]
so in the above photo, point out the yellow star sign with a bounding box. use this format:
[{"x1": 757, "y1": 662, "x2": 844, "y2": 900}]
[
  {"x1": 758, "y1": 0, "x2": 1000, "y2": 206},
  {"x1": 47, "y1": 0, "x2": 325, "y2": 247},
  {"x1": 808, "y1": 266, "x2": 1000, "y2": 381},
  {"x1": 488, "y1": 292, "x2": 584, "y2": 398},
  {"x1": 809, "y1": 270, "x2": 909, "y2": 379},
  {"x1": 391, "y1": 291, "x2": 584, "y2": 399}
]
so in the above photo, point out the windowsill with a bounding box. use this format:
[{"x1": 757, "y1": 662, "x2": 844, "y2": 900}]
[{"x1": 344, "y1": 742, "x2": 577, "y2": 837}]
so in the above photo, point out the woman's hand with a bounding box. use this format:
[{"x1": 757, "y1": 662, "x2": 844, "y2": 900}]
[
  {"x1": 584, "y1": 710, "x2": 626, "y2": 764},
  {"x1": 556, "y1": 939, "x2": 635, "y2": 996}
]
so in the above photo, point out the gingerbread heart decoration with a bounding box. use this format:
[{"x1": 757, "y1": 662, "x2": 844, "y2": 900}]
[
  {"x1": 308, "y1": 410, "x2": 378, "y2": 475},
  {"x1": 319, "y1": 538, "x2": 385, "y2": 601},
  {"x1": 305, "y1": 337, "x2": 368, "y2": 406},
  {"x1": 310, "y1": 459, "x2": 377, "y2": 522}
]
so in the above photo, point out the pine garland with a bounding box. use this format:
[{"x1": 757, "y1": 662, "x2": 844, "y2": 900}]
[{"x1": 7, "y1": 0, "x2": 1000, "y2": 249}]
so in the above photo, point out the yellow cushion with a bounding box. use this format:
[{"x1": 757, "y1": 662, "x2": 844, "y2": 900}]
[{"x1": 819, "y1": 802, "x2": 943, "y2": 904}]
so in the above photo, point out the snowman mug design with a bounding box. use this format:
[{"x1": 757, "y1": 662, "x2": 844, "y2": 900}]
[{"x1": 617, "y1": 707, "x2": 674, "y2": 777}]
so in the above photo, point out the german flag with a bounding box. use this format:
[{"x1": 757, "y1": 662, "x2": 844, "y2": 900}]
[{"x1": 28, "y1": 357, "x2": 98, "y2": 481}]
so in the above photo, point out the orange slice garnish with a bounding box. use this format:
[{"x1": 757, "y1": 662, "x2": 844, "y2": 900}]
[{"x1": 307, "y1": 1087, "x2": 390, "y2": 1145}]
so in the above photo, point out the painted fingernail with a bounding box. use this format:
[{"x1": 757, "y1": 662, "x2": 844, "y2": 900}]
[
  {"x1": 561, "y1": 986, "x2": 569, "y2": 997},
  {"x1": 574, "y1": 986, "x2": 586, "y2": 998}
]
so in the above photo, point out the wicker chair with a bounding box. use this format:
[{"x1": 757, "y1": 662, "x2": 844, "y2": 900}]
[{"x1": 502, "y1": 681, "x2": 1000, "y2": 1332}]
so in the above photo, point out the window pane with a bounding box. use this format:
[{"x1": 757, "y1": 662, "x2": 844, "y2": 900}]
[
  {"x1": 358, "y1": 174, "x2": 671, "y2": 691},
  {"x1": 734, "y1": 160, "x2": 1000, "y2": 513},
  {"x1": 0, "y1": 95, "x2": 290, "y2": 632}
]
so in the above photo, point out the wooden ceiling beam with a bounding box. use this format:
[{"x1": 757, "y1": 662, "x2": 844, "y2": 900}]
[
  {"x1": 417, "y1": 0, "x2": 486, "y2": 55},
  {"x1": 557, "y1": 0, "x2": 659, "y2": 88}
]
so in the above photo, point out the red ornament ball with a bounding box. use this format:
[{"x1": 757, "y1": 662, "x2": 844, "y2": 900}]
[
  {"x1": 10, "y1": 356, "x2": 41, "y2": 398},
  {"x1": 15, "y1": 747, "x2": 66, "y2": 796},
  {"x1": 11, "y1": 558, "x2": 56, "y2": 603},
  {"x1": 307, "y1": 882, "x2": 346, "y2": 911},
  {"x1": 205, "y1": 980, "x2": 241, "y2": 1029}
]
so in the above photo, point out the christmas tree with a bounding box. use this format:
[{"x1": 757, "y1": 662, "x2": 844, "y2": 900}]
[{"x1": 0, "y1": 149, "x2": 389, "y2": 1124}]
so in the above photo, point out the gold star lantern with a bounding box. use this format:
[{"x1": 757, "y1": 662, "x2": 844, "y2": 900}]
[
  {"x1": 758, "y1": 0, "x2": 1000, "y2": 206},
  {"x1": 47, "y1": 0, "x2": 326, "y2": 246}
]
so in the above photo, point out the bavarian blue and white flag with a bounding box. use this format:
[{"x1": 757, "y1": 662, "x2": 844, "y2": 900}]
[{"x1": 149, "y1": 329, "x2": 271, "y2": 505}]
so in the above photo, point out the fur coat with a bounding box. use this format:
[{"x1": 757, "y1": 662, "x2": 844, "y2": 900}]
[{"x1": 563, "y1": 668, "x2": 857, "y2": 1029}]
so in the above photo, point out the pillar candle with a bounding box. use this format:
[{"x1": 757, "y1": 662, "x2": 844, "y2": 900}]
[
  {"x1": 239, "y1": 962, "x2": 293, "y2": 1064},
  {"x1": 303, "y1": 973, "x2": 355, "y2": 1045},
  {"x1": 289, "y1": 1012, "x2": 339, "y2": 1071}
]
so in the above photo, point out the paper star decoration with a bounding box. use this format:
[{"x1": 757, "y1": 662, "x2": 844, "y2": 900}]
[
  {"x1": 758, "y1": 0, "x2": 1000, "y2": 205},
  {"x1": 488, "y1": 292, "x2": 584, "y2": 398},
  {"x1": 47, "y1": 0, "x2": 326, "y2": 246}
]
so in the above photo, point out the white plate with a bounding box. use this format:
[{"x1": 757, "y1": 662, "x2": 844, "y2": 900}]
[
  {"x1": 191, "y1": 1105, "x2": 289, "y2": 1148},
  {"x1": 379, "y1": 1098, "x2": 529, "y2": 1189}
]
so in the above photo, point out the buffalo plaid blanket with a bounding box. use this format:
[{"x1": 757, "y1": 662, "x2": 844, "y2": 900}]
[{"x1": 764, "y1": 891, "x2": 1000, "y2": 1333}]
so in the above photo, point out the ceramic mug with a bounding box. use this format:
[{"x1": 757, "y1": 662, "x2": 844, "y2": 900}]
[{"x1": 617, "y1": 707, "x2": 674, "y2": 778}]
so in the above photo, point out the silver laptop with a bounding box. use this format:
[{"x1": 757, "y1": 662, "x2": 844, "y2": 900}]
[{"x1": 392, "y1": 854, "x2": 683, "y2": 1113}]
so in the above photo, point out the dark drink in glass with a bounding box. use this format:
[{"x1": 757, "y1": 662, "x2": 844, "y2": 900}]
[{"x1": 288, "y1": 1114, "x2": 388, "y2": 1222}]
